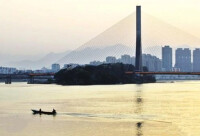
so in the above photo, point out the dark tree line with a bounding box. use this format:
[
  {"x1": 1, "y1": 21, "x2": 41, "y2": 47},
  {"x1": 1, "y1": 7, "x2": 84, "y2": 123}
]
[{"x1": 55, "y1": 63, "x2": 156, "y2": 85}]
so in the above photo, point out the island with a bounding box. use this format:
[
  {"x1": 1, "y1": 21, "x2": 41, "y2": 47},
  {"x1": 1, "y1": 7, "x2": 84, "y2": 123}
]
[{"x1": 54, "y1": 63, "x2": 156, "y2": 85}]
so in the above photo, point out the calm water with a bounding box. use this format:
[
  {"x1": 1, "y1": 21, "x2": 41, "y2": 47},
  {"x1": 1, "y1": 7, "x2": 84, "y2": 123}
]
[{"x1": 0, "y1": 81, "x2": 200, "y2": 136}]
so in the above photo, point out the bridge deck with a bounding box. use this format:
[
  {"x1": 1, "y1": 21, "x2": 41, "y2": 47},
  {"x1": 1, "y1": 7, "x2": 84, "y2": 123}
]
[
  {"x1": 126, "y1": 72, "x2": 200, "y2": 75},
  {"x1": 0, "y1": 73, "x2": 55, "y2": 76}
]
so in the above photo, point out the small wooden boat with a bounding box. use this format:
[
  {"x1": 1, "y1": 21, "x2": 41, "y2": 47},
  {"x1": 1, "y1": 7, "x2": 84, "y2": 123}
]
[{"x1": 32, "y1": 109, "x2": 56, "y2": 115}]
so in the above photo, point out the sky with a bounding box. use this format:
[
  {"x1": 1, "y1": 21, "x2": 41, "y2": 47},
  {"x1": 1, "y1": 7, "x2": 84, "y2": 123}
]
[{"x1": 0, "y1": 0, "x2": 200, "y2": 56}]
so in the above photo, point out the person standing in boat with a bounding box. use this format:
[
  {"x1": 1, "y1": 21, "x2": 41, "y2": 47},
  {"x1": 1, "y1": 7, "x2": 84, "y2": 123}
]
[{"x1": 52, "y1": 109, "x2": 56, "y2": 114}]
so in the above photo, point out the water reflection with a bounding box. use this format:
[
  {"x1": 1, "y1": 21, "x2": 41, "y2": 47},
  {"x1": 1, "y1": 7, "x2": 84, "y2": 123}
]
[
  {"x1": 136, "y1": 122, "x2": 143, "y2": 136},
  {"x1": 135, "y1": 85, "x2": 144, "y2": 136},
  {"x1": 134, "y1": 86, "x2": 143, "y2": 114}
]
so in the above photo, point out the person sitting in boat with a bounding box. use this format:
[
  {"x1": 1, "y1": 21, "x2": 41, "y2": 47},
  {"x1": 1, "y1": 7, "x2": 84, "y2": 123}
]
[
  {"x1": 39, "y1": 108, "x2": 41, "y2": 112},
  {"x1": 52, "y1": 109, "x2": 56, "y2": 114}
]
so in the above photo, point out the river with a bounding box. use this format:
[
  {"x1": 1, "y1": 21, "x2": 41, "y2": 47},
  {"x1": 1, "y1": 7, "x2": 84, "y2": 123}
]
[{"x1": 0, "y1": 81, "x2": 200, "y2": 136}]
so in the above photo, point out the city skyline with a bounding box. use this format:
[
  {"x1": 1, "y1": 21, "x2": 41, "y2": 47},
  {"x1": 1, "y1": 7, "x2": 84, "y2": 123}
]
[
  {"x1": 1, "y1": 1, "x2": 200, "y2": 72},
  {"x1": 89, "y1": 46, "x2": 200, "y2": 72},
  {"x1": 1, "y1": 45, "x2": 200, "y2": 72}
]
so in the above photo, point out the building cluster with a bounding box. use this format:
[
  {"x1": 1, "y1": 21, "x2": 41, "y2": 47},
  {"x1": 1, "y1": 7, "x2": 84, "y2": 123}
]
[
  {"x1": 162, "y1": 46, "x2": 200, "y2": 72},
  {"x1": 0, "y1": 67, "x2": 17, "y2": 74},
  {"x1": 33, "y1": 63, "x2": 80, "y2": 74},
  {"x1": 90, "y1": 45, "x2": 200, "y2": 72},
  {"x1": 1, "y1": 45, "x2": 200, "y2": 74},
  {"x1": 142, "y1": 54, "x2": 162, "y2": 72},
  {"x1": 90, "y1": 55, "x2": 134, "y2": 66},
  {"x1": 0, "y1": 63, "x2": 81, "y2": 75},
  {"x1": 90, "y1": 54, "x2": 162, "y2": 72}
]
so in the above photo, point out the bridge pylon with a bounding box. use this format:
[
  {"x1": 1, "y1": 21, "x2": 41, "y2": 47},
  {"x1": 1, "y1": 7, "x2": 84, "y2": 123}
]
[
  {"x1": 135, "y1": 5, "x2": 143, "y2": 72},
  {"x1": 5, "y1": 75, "x2": 12, "y2": 84},
  {"x1": 28, "y1": 75, "x2": 35, "y2": 84}
]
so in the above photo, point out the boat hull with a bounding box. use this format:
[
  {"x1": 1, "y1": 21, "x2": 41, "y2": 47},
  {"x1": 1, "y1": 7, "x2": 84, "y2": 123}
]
[{"x1": 32, "y1": 110, "x2": 56, "y2": 115}]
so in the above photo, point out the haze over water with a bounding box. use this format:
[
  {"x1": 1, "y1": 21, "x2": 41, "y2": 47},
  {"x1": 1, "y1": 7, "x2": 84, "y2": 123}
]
[{"x1": 0, "y1": 82, "x2": 200, "y2": 136}]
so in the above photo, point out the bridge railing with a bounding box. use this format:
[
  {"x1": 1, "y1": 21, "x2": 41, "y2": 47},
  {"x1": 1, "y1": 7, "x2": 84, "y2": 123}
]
[{"x1": 125, "y1": 72, "x2": 200, "y2": 75}]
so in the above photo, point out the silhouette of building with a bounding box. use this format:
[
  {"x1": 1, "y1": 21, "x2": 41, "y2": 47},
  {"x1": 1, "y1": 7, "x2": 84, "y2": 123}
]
[
  {"x1": 41, "y1": 67, "x2": 52, "y2": 73},
  {"x1": 106, "y1": 56, "x2": 116, "y2": 64},
  {"x1": 90, "y1": 61, "x2": 103, "y2": 66},
  {"x1": 193, "y1": 48, "x2": 200, "y2": 72},
  {"x1": 51, "y1": 64, "x2": 60, "y2": 73},
  {"x1": 142, "y1": 54, "x2": 162, "y2": 72},
  {"x1": 162, "y1": 46, "x2": 172, "y2": 71},
  {"x1": 175, "y1": 48, "x2": 192, "y2": 72},
  {"x1": 0, "y1": 67, "x2": 17, "y2": 74},
  {"x1": 131, "y1": 57, "x2": 135, "y2": 66},
  {"x1": 121, "y1": 55, "x2": 131, "y2": 64}
]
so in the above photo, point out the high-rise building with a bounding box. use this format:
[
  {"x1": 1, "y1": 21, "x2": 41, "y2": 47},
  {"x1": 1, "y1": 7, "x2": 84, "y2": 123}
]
[
  {"x1": 51, "y1": 63, "x2": 60, "y2": 73},
  {"x1": 142, "y1": 54, "x2": 162, "y2": 72},
  {"x1": 121, "y1": 55, "x2": 131, "y2": 64},
  {"x1": 193, "y1": 48, "x2": 200, "y2": 72},
  {"x1": 90, "y1": 61, "x2": 103, "y2": 66},
  {"x1": 162, "y1": 46, "x2": 172, "y2": 71},
  {"x1": 131, "y1": 57, "x2": 135, "y2": 66},
  {"x1": 175, "y1": 48, "x2": 192, "y2": 72},
  {"x1": 106, "y1": 56, "x2": 116, "y2": 64}
]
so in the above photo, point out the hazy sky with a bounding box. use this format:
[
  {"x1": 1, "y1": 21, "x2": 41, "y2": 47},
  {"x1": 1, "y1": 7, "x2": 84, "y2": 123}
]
[{"x1": 0, "y1": 0, "x2": 200, "y2": 56}]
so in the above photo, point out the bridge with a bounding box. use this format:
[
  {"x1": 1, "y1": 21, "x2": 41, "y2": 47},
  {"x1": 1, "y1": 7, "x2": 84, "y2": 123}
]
[
  {"x1": 127, "y1": 6, "x2": 199, "y2": 77},
  {"x1": 1, "y1": 5, "x2": 200, "y2": 84},
  {"x1": 0, "y1": 73, "x2": 55, "y2": 84},
  {"x1": 126, "y1": 72, "x2": 200, "y2": 75},
  {"x1": 28, "y1": 73, "x2": 55, "y2": 76}
]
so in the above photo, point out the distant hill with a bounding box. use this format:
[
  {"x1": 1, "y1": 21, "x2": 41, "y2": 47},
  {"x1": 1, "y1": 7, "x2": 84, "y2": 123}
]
[
  {"x1": 57, "y1": 44, "x2": 133, "y2": 65},
  {"x1": 9, "y1": 51, "x2": 70, "y2": 69}
]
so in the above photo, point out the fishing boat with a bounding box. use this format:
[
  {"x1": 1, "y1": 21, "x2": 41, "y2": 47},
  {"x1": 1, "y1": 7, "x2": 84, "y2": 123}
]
[{"x1": 31, "y1": 109, "x2": 56, "y2": 115}]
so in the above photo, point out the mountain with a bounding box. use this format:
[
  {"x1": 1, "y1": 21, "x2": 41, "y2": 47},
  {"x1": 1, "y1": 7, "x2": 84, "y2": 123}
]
[
  {"x1": 8, "y1": 51, "x2": 70, "y2": 69},
  {"x1": 57, "y1": 44, "x2": 133, "y2": 65},
  {"x1": 0, "y1": 54, "x2": 44, "y2": 67}
]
